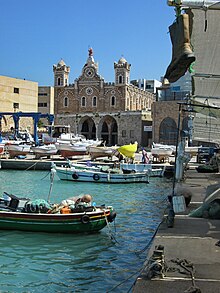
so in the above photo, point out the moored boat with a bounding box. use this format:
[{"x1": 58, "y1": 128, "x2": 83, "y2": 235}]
[
  {"x1": 53, "y1": 164, "x2": 149, "y2": 183},
  {"x1": 0, "y1": 192, "x2": 116, "y2": 233},
  {"x1": 31, "y1": 144, "x2": 58, "y2": 158},
  {"x1": 55, "y1": 142, "x2": 88, "y2": 158},
  {"x1": 87, "y1": 145, "x2": 117, "y2": 160},
  {"x1": 7, "y1": 143, "x2": 31, "y2": 158},
  {"x1": 120, "y1": 163, "x2": 165, "y2": 177}
]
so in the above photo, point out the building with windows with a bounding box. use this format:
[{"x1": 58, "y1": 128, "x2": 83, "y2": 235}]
[
  {"x1": 130, "y1": 79, "x2": 162, "y2": 94},
  {"x1": 54, "y1": 48, "x2": 155, "y2": 147},
  {"x1": 38, "y1": 86, "x2": 54, "y2": 126},
  {"x1": 0, "y1": 75, "x2": 38, "y2": 133},
  {"x1": 152, "y1": 74, "x2": 192, "y2": 145}
]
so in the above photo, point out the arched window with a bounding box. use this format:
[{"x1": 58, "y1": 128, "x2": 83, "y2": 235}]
[
  {"x1": 64, "y1": 96, "x2": 69, "y2": 107},
  {"x1": 159, "y1": 117, "x2": 177, "y2": 145},
  {"x1": 136, "y1": 97, "x2": 139, "y2": 110},
  {"x1": 118, "y1": 75, "x2": 123, "y2": 84},
  {"x1": 92, "y1": 96, "x2": 97, "y2": 107},
  {"x1": 57, "y1": 77, "x2": 61, "y2": 86},
  {"x1": 111, "y1": 96, "x2": 116, "y2": 106},
  {"x1": 81, "y1": 96, "x2": 86, "y2": 107}
]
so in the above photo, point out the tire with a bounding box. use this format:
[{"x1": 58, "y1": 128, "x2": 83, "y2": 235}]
[
  {"x1": 108, "y1": 211, "x2": 117, "y2": 223},
  {"x1": 72, "y1": 173, "x2": 79, "y2": 180},
  {"x1": 93, "y1": 174, "x2": 100, "y2": 181},
  {"x1": 81, "y1": 214, "x2": 90, "y2": 224}
]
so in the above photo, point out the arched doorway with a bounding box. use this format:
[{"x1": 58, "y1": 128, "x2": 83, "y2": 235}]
[
  {"x1": 80, "y1": 117, "x2": 96, "y2": 139},
  {"x1": 159, "y1": 117, "x2": 177, "y2": 145},
  {"x1": 99, "y1": 116, "x2": 118, "y2": 146}
]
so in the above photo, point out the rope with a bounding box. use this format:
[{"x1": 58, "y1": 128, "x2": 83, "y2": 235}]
[
  {"x1": 106, "y1": 266, "x2": 143, "y2": 293},
  {"x1": 24, "y1": 161, "x2": 39, "y2": 171},
  {"x1": 135, "y1": 197, "x2": 169, "y2": 256},
  {"x1": 103, "y1": 210, "x2": 118, "y2": 243},
  {"x1": 166, "y1": 258, "x2": 201, "y2": 293},
  {"x1": 107, "y1": 197, "x2": 169, "y2": 292}
]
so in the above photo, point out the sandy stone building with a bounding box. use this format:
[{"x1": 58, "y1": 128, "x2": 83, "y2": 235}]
[
  {"x1": 0, "y1": 75, "x2": 38, "y2": 133},
  {"x1": 53, "y1": 49, "x2": 155, "y2": 147},
  {"x1": 38, "y1": 86, "x2": 54, "y2": 126}
]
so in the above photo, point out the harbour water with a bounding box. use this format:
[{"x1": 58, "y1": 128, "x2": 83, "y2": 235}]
[{"x1": 0, "y1": 169, "x2": 172, "y2": 292}]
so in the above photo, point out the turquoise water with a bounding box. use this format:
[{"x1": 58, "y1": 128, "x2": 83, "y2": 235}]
[{"x1": 0, "y1": 170, "x2": 172, "y2": 292}]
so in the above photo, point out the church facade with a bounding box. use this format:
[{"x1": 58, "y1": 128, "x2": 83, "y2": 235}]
[{"x1": 53, "y1": 49, "x2": 155, "y2": 147}]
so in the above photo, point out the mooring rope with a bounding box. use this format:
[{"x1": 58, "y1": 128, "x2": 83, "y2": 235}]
[
  {"x1": 24, "y1": 161, "x2": 39, "y2": 171},
  {"x1": 103, "y1": 210, "x2": 118, "y2": 243}
]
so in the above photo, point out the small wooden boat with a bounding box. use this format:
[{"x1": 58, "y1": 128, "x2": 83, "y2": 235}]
[
  {"x1": 54, "y1": 165, "x2": 149, "y2": 184},
  {"x1": 31, "y1": 144, "x2": 58, "y2": 158},
  {"x1": 87, "y1": 145, "x2": 117, "y2": 160},
  {"x1": 0, "y1": 192, "x2": 116, "y2": 233},
  {"x1": 55, "y1": 142, "x2": 88, "y2": 158},
  {"x1": 7, "y1": 143, "x2": 31, "y2": 158}
]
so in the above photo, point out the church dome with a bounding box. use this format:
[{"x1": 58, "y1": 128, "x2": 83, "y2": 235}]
[
  {"x1": 118, "y1": 57, "x2": 127, "y2": 64},
  {"x1": 57, "y1": 59, "x2": 66, "y2": 67}
]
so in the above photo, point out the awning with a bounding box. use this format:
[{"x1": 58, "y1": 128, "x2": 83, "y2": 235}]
[{"x1": 190, "y1": 9, "x2": 220, "y2": 99}]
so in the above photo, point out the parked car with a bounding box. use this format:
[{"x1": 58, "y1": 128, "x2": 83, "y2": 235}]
[{"x1": 197, "y1": 147, "x2": 216, "y2": 163}]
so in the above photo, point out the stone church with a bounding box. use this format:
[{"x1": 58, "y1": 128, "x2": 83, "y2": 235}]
[{"x1": 53, "y1": 48, "x2": 155, "y2": 147}]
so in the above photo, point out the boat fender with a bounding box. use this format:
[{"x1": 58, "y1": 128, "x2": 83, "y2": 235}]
[
  {"x1": 108, "y1": 211, "x2": 117, "y2": 223},
  {"x1": 72, "y1": 173, "x2": 79, "y2": 180},
  {"x1": 81, "y1": 214, "x2": 90, "y2": 224},
  {"x1": 93, "y1": 174, "x2": 100, "y2": 181}
]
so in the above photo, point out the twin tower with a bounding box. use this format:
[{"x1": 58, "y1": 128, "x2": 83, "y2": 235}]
[{"x1": 53, "y1": 48, "x2": 131, "y2": 87}]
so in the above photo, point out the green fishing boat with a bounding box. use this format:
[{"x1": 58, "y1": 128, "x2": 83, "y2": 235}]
[{"x1": 0, "y1": 192, "x2": 116, "y2": 233}]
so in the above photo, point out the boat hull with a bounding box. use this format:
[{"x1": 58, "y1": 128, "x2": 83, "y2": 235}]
[
  {"x1": 0, "y1": 209, "x2": 112, "y2": 233},
  {"x1": 87, "y1": 146, "x2": 116, "y2": 160},
  {"x1": 59, "y1": 150, "x2": 87, "y2": 158},
  {"x1": 7, "y1": 144, "x2": 31, "y2": 158},
  {"x1": 56, "y1": 143, "x2": 87, "y2": 158},
  {"x1": 55, "y1": 166, "x2": 149, "y2": 183},
  {"x1": 120, "y1": 163, "x2": 165, "y2": 177}
]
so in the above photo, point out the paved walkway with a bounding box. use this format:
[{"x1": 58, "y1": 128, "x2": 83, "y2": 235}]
[{"x1": 133, "y1": 163, "x2": 220, "y2": 293}]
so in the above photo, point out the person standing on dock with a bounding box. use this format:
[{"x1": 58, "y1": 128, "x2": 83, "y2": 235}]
[{"x1": 142, "y1": 148, "x2": 149, "y2": 164}]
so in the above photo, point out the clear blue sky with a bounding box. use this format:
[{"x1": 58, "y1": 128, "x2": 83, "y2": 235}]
[{"x1": 0, "y1": 0, "x2": 176, "y2": 86}]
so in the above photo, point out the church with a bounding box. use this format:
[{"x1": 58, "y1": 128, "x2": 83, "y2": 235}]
[{"x1": 53, "y1": 48, "x2": 155, "y2": 147}]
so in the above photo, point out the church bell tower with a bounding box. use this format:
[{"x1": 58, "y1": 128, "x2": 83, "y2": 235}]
[
  {"x1": 114, "y1": 57, "x2": 131, "y2": 86},
  {"x1": 53, "y1": 59, "x2": 70, "y2": 86}
]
